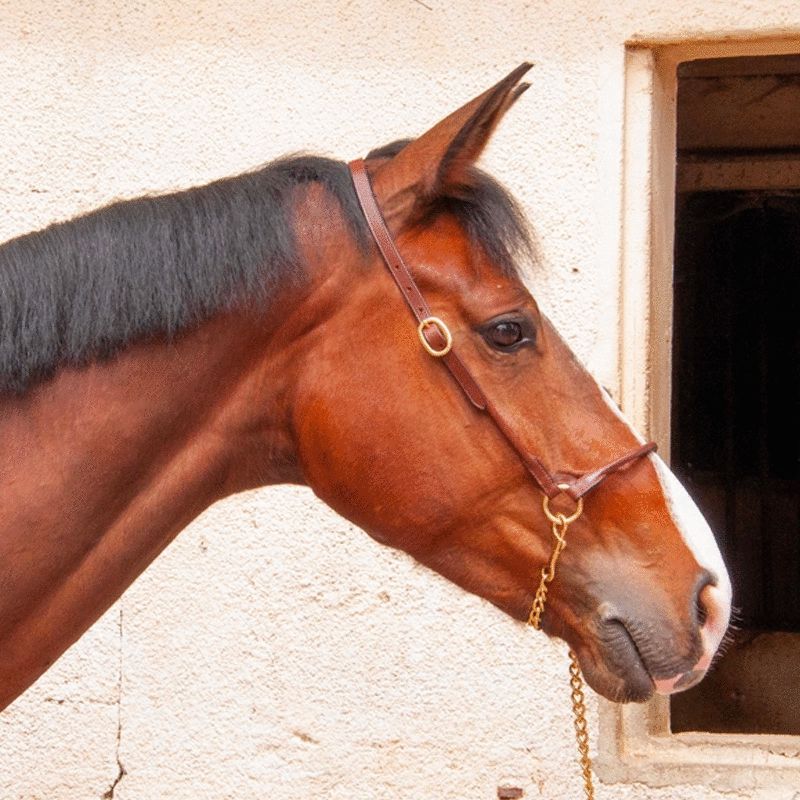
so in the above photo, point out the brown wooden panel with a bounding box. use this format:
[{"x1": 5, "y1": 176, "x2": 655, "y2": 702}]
[
  {"x1": 680, "y1": 55, "x2": 800, "y2": 78},
  {"x1": 678, "y1": 55, "x2": 800, "y2": 153},
  {"x1": 671, "y1": 631, "x2": 800, "y2": 734}
]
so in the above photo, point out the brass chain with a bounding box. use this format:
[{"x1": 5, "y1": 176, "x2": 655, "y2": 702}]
[
  {"x1": 527, "y1": 487, "x2": 595, "y2": 800},
  {"x1": 568, "y1": 649, "x2": 595, "y2": 799},
  {"x1": 526, "y1": 513, "x2": 568, "y2": 630}
]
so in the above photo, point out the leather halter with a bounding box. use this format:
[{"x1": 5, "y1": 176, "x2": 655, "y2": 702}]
[{"x1": 348, "y1": 159, "x2": 656, "y2": 502}]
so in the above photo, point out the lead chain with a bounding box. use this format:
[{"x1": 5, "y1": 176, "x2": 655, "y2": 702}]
[
  {"x1": 528, "y1": 494, "x2": 595, "y2": 800},
  {"x1": 568, "y1": 649, "x2": 595, "y2": 799}
]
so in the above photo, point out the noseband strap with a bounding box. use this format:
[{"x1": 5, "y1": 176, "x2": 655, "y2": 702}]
[{"x1": 348, "y1": 158, "x2": 656, "y2": 501}]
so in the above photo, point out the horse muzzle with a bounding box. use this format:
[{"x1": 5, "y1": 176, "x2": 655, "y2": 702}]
[{"x1": 582, "y1": 573, "x2": 732, "y2": 702}]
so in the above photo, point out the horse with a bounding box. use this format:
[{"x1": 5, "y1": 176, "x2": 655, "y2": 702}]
[{"x1": 0, "y1": 63, "x2": 731, "y2": 718}]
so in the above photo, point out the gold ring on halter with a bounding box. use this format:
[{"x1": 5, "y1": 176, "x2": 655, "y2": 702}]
[
  {"x1": 417, "y1": 316, "x2": 453, "y2": 357},
  {"x1": 542, "y1": 482, "x2": 584, "y2": 525}
]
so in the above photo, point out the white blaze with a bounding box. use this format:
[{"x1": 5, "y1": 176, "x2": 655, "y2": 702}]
[
  {"x1": 650, "y1": 454, "x2": 732, "y2": 602},
  {"x1": 598, "y1": 386, "x2": 732, "y2": 600}
]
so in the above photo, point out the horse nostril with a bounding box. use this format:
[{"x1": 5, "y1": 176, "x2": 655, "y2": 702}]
[
  {"x1": 693, "y1": 570, "x2": 716, "y2": 628},
  {"x1": 695, "y1": 594, "x2": 708, "y2": 627}
]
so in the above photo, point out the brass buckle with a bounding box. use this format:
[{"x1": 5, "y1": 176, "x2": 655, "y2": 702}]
[{"x1": 417, "y1": 316, "x2": 453, "y2": 357}]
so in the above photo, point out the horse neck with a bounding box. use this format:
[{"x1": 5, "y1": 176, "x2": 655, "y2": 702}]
[
  {"x1": 0, "y1": 180, "x2": 364, "y2": 709},
  {"x1": 0, "y1": 296, "x2": 310, "y2": 709}
]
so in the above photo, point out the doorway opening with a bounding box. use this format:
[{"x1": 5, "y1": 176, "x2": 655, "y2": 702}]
[{"x1": 669, "y1": 54, "x2": 800, "y2": 735}]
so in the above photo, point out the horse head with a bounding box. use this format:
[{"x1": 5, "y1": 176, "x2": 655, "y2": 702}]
[{"x1": 291, "y1": 64, "x2": 731, "y2": 702}]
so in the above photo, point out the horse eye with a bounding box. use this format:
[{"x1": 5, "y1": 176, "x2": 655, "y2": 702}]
[{"x1": 489, "y1": 320, "x2": 524, "y2": 349}]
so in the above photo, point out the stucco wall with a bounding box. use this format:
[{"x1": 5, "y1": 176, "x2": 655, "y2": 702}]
[{"x1": 1, "y1": 3, "x2": 798, "y2": 799}]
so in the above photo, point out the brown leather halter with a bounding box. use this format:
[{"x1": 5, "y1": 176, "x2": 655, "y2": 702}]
[{"x1": 348, "y1": 158, "x2": 656, "y2": 504}]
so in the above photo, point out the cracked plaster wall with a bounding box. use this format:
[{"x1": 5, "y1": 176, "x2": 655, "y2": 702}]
[{"x1": 1, "y1": 2, "x2": 799, "y2": 799}]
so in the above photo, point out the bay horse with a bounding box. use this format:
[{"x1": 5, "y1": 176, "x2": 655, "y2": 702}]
[{"x1": 0, "y1": 64, "x2": 730, "y2": 718}]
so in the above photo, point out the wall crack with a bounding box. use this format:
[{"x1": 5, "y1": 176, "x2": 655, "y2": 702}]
[{"x1": 102, "y1": 605, "x2": 126, "y2": 799}]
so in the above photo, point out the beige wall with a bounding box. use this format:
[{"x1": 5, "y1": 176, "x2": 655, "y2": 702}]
[{"x1": 1, "y1": 2, "x2": 798, "y2": 799}]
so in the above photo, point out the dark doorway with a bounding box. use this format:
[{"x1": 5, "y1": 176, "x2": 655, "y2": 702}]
[{"x1": 669, "y1": 55, "x2": 800, "y2": 735}]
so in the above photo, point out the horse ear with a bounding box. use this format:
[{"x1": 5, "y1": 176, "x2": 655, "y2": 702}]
[{"x1": 370, "y1": 63, "x2": 532, "y2": 220}]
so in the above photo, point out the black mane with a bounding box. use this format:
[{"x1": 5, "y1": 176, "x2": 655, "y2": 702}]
[{"x1": 0, "y1": 147, "x2": 532, "y2": 393}]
